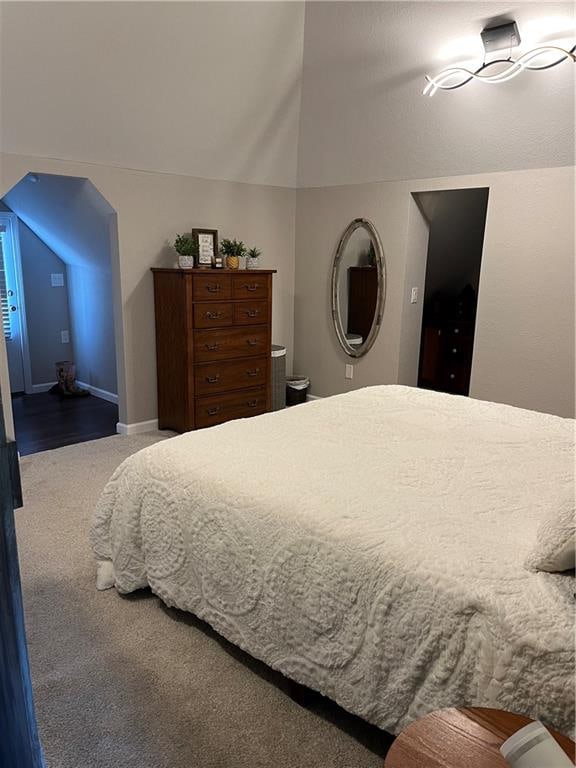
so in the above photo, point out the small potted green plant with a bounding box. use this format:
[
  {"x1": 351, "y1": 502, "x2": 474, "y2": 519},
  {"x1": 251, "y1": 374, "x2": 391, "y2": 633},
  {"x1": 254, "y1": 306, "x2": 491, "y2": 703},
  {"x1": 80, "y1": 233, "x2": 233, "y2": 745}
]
[
  {"x1": 174, "y1": 234, "x2": 198, "y2": 269},
  {"x1": 220, "y1": 238, "x2": 246, "y2": 270},
  {"x1": 246, "y1": 246, "x2": 261, "y2": 270}
]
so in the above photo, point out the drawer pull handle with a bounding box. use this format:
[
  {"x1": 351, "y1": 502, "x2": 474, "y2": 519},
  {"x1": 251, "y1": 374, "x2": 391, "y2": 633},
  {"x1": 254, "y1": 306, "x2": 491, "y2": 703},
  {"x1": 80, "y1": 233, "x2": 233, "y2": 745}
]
[
  {"x1": 206, "y1": 375, "x2": 220, "y2": 383},
  {"x1": 454, "y1": 328, "x2": 459, "y2": 334},
  {"x1": 205, "y1": 343, "x2": 219, "y2": 351},
  {"x1": 207, "y1": 406, "x2": 222, "y2": 416},
  {"x1": 243, "y1": 284, "x2": 258, "y2": 292},
  {"x1": 206, "y1": 311, "x2": 223, "y2": 320},
  {"x1": 247, "y1": 400, "x2": 259, "y2": 408},
  {"x1": 449, "y1": 373, "x2": 455, "y2": 380},
  {"x1": 206, "y1": 284, "x2": 221, "y2": 293},
  {"x1": 246, "y1": 368, "x2": 260, "y2": 377},
  {"x1": 246, "y1": 339, "x2": 259, "y2": 346},
  {"x1": 245, "y1": 310, "x2": 259, "y2": 317},
  {"x1": 451, "y1": 348, "x2": 458, "y2": 354}
]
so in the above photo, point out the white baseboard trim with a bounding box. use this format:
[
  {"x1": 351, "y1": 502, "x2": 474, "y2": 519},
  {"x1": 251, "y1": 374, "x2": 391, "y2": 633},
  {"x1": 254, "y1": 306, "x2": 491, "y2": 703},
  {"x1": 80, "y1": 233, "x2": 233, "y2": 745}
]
[
  {"x1": 31, "y1": 382, "x2": 56, "y2": 393},
  {"x1": 306, "y1": 394, "x2": 323, "y2": 401},
  {"x1": 116, "y1": 419, "x2": 159, "y2": 436},
  {"x1": 30, "y1": 380, "x2": 118, "y2": 404},
  {"x1": 76, "y1": 381, "x2": 118, "y2": 404}
]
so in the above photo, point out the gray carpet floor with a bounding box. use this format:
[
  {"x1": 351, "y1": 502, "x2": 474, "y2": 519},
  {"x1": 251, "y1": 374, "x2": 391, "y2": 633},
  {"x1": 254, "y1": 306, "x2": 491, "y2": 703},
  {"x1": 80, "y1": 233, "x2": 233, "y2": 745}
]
[{"x1": 16, "y1": 433, "x2": 391, "y2": 768}]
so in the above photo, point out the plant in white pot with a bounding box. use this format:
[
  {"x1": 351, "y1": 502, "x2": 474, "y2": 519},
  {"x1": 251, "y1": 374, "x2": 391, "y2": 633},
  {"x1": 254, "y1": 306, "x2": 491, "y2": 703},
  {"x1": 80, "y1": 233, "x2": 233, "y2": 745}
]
[
  {"x1": 246, "y1": 246, "x2": 261, "y2": 270},
  {"x1": 174, "y1": 234, "x2": 198, "y2": 269}
]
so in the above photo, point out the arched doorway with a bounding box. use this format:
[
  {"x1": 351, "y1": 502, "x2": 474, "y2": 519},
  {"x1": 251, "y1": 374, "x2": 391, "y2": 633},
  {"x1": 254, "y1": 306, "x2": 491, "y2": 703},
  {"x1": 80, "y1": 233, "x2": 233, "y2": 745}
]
[{"x1": 0, "y1": 173, "x2": 125, "y2": 454}]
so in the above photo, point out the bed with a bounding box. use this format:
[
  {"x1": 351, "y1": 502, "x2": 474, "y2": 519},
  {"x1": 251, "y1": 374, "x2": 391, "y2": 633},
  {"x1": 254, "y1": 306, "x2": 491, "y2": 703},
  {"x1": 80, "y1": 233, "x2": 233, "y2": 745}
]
[{"x1": 91, "y1": 385, "x2": 575, "y2": 735}]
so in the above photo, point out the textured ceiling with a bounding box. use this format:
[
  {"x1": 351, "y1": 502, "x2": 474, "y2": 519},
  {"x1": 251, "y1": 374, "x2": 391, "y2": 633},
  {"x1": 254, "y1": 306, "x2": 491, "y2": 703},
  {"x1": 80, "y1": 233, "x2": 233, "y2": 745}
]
[
  {"x1": 1, "y1": 2, "x2": 305, "y2": 187},
  {"x1": 297, "y1": 1, "x2": 575, "y2": 186},
  {"x1": 1, "y1": 2, "x2": 574, "y2": 189}
]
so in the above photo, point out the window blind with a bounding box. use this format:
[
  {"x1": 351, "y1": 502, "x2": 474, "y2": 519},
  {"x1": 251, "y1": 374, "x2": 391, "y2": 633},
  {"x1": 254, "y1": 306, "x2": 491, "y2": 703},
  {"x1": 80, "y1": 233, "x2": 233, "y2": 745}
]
[{"x1": 0, "y1": 227, "x2": 12, "y2": 340}]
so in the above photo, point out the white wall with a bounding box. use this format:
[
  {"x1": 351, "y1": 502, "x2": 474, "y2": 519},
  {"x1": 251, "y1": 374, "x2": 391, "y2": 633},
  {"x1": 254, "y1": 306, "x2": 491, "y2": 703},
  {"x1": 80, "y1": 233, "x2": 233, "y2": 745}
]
[
  {"x1": 17, "y1": 222, "x2": 73, "y2": 386},
  {"x1": 294, "y1": 167, "x2": 575, "y2": 418},
  {"x1": 66, "y1": 265, "x2": 117, "y2": 396},
  {"x1": 1, "y1": 1, "x2": 305, "y2": 188},
  {"x1": 298, "y1": 2, "x2": 575, "y2": 187},
  {"x1": 295, "y1": 180, "x2": 409, "y2": 394},
  {"x1": 0, "y1": 154, "x2": 297, "y2": 426},
  {"x1": 397, "y1": 200, "x2": 429, "y2": 386}
]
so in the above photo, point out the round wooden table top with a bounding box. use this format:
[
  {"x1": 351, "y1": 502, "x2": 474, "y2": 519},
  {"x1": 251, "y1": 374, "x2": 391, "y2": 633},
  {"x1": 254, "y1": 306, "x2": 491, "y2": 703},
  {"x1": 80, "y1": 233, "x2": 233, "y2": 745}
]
[{"x1": 384, "y1": 708, "x2": 575, "y2": 768}]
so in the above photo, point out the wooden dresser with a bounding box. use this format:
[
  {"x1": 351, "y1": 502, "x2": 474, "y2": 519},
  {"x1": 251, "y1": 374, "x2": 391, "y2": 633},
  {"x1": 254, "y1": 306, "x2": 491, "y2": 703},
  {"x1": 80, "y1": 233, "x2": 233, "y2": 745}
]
[
  {"x1": 151, "y1": 268, "x2": 275, "y2": 432},
  {"x1": 418, "y1": 320, "x2": 475, "y2": 396}
]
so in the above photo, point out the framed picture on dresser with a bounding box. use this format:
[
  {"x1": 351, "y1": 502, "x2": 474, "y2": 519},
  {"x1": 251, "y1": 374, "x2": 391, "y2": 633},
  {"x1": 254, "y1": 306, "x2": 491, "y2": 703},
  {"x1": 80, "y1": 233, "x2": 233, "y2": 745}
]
[{"x1": 193, "y1": 228, "x2": 218, "y2": 268}]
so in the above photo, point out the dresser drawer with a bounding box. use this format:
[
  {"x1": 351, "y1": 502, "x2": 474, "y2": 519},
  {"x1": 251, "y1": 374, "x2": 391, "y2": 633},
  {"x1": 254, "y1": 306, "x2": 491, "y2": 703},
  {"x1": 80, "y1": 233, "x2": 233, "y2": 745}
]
[
  {"x1": 194, "y1": 302, "x2": 233, "y2": 329},
  {"x1": 194, "y1": 325, "x2": 268, "y2": 362},
  {"x1": 195, "y1": 387, "x2": 267, "y2": 429},
  {"x1": 195, "y1": 356, "x2": 267, "y2": 396},
  {"x1": 233, "y1": 300, "x2": 269, "y2": 326},
  {"x1": 445, "y1": 322, "x2": 474, "y2": 341},
  {"x1": 443, "y1": 337, "x2": 473, "y2": 363},
  {"x1": 193, "y1": 274, "x2": 232, "y2": 301},
  {"x1": 232, "y1": 274, "x2": 269, "y2": 300}
]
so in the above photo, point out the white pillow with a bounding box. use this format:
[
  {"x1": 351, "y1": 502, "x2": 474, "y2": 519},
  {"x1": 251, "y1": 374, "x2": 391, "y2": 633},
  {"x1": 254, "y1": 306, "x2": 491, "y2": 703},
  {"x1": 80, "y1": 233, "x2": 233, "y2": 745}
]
[{"x1": 525, "y1": 501, "x2": 575, "y2": 573}]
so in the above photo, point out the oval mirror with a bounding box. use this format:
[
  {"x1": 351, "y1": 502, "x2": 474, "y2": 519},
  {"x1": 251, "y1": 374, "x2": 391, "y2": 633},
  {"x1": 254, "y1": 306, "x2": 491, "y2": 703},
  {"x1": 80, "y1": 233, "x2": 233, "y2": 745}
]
[{"x1": 331, "y1": 218, "x2": 386, "y2": 358}]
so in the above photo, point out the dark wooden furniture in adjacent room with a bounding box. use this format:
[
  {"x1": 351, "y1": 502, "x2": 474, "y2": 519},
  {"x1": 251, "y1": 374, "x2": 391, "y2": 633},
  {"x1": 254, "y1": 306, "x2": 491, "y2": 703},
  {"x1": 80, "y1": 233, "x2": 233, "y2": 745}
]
[
  {"x1": 418, "y1": 285, "x2": 477, "y2": 396},
  {"x1": 384, "y1": 707, "x2": 575, "y2": 768},
  {"x1": 419, "y1": 319, "x2": 475, "y2": 395},
  {"x1": 152, "y1": 268, "x2": 275, "y2": 432}
]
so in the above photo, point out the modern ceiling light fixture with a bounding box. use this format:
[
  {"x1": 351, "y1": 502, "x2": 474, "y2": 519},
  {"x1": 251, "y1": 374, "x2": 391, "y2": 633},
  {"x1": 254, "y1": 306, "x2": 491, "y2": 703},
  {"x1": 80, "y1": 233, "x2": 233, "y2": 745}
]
[{"x1": 424, "y1": 21, "x2": 576, "y2": 96}]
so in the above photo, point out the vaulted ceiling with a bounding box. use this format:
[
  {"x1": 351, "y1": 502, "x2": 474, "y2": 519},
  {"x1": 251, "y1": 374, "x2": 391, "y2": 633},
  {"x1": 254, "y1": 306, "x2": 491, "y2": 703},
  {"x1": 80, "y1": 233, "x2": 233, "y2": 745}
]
[{"x1": 1, "y1": 2, "x2": 574, "y2": 189}]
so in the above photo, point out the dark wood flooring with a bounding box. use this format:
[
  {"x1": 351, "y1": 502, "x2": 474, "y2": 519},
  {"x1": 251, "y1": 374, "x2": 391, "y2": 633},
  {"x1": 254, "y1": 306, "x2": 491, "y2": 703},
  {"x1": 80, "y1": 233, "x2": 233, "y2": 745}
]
[{"x1": 11, "y1": 392, "x2": 118, "y2": 456}]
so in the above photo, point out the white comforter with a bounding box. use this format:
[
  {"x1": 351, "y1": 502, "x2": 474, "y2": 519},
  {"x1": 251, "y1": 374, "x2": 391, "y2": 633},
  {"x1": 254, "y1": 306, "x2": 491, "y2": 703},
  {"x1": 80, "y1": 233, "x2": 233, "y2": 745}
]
[{"x1": 91, "y1": 386, "x2": 575, "y2": 735}]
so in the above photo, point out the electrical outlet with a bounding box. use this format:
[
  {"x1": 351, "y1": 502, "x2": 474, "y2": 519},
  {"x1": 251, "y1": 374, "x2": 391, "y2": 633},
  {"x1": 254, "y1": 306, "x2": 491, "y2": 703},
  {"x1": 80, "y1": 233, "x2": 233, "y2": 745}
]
[
  {"x1": 410, "y1": 287, "x2": 419, "y2": 304},
  {"x1": 61, "y1": 330, "x2": 70, "y2": 344},
  {"x1": 345, "y1": 364, "x2": 354, "y2": 380}
]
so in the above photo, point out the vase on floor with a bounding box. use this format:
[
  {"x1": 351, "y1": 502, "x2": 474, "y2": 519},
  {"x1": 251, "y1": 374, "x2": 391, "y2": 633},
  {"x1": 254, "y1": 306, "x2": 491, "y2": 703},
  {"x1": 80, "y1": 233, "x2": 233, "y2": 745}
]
[{"x1": 50, "y1": 361, "x2": 90, "y2": 398}]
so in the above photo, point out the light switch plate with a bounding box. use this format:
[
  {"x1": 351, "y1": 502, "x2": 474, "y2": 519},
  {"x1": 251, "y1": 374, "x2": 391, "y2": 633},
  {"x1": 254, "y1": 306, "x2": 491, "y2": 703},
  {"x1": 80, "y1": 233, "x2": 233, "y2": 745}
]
[
  {"x1": 410, "y1": 287, "x2": 419, "y2": 304},
  {"x1": 345, "y1": 364, "x2": 354, "y2": 380},
  {"x1": 51, "y1": 273, "x2": 64, "y2": 287},
  {"x1": 61, "y1": 330, "x2": 70, "y2": 344}
]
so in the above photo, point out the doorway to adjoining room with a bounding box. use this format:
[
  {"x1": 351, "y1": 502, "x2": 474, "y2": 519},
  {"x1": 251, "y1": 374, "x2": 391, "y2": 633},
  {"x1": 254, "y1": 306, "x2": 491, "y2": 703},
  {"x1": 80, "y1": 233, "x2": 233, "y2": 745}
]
[
  {"x1": 410, "y1": 188, "x2": 489, "y2": 397},
  {"x1": 0, "y1": 173, "x2": 121, "y2": 454}
]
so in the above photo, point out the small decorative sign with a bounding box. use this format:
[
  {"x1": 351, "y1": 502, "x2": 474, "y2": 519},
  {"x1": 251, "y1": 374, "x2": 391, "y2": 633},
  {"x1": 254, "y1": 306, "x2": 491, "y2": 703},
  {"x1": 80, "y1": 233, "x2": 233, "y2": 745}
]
[{"x1": 193, "y1": 229, "x2": 218, "y2": 268}]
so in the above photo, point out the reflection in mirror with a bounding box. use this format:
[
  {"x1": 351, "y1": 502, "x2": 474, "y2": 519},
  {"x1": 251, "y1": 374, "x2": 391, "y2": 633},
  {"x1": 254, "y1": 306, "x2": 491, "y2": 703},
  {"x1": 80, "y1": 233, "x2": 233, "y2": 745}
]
[{"x1": 331, "y1": 219, "x2": 385, "y2": 358}]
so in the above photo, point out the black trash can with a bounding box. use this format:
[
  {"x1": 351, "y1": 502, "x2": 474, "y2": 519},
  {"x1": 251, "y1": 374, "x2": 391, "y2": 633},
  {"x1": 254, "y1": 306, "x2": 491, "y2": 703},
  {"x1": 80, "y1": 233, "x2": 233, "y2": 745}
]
[{"x1": 286, "y1": 376, "x2": 309, "y2": 406}]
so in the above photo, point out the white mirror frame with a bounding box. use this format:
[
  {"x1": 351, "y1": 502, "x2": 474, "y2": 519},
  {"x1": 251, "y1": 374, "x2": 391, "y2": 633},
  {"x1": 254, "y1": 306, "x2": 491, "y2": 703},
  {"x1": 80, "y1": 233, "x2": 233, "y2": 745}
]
[{"x1": 331, "y1": 218, "x2": 386, "y2": 358}]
